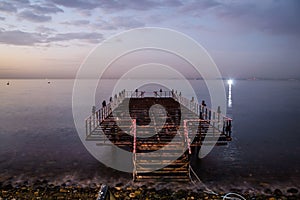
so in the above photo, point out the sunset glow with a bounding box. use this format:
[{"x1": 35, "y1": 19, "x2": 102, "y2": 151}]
[{"x1": 0, "y1": 0, "x2": 299, "y2": 79}]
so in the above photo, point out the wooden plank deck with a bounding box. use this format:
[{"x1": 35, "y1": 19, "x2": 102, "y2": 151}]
[{"x1": 85, "y1": 91, "x2": 232, "y2": 182}]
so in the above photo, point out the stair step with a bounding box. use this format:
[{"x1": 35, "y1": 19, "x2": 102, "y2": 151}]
[
  {"x1": 134, "y1": 178, "x2": 190, "y2": 182},
  {"x1": 135, "y1": 175, "x2": 189, "y2": 181},
  {"x1": 136, "y1": 166, "x2": 188, "y2": 171},
  {"x1": 135, "y1": 170, "x2": 188, "y2": 174},
  {"x1": 135, "y1": 156, "x2": 187, "y2": 162},
  {"x1": 136, "y1": 152, "x2": 186, "y2": 157},
  {"x1": 136, "y1": 165, "x2": 188, "y2": 169},
  {"x1": 136, "y1": 162, "x2": 187, "y2": 166}
]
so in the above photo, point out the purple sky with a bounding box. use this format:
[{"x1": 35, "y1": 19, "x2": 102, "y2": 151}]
[{"x1": 0, "y1": 0, "x2": 299, "y2": 79}]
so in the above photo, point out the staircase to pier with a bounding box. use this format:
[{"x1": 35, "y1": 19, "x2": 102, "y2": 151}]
[{"x1": 85, "y1": 91, "x2": 232, "y2": 182}]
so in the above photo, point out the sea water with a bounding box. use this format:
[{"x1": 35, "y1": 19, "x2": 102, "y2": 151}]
[{"x1": 0, "y1": 79, "x2": 299, "y2": 191}]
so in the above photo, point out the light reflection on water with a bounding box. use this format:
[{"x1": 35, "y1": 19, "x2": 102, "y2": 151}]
[
  {"x1": 0, "y1": 79, "x2": 300, "y2": 189},
  {"x1": 228, "y1": 84, "x2": 232, "y2": 108}
]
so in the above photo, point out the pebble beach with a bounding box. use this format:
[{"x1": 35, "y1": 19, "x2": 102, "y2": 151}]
[{"x1": 1, "y1": 180, "x2": 299, "y2": 200}]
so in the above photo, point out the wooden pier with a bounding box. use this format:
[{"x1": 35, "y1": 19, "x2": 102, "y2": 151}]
[{"x1": 85, "y1": 90, "x2": 232, "y2": 182}]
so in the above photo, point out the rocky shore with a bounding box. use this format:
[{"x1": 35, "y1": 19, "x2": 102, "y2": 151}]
[{"x1": 0, "y1": 180, "x2": 299, "y2": 200}]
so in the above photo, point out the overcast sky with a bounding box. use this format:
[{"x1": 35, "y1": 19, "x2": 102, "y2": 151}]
[{"x1": 0, "y1": 0, "x2": 299, "y2": 79}]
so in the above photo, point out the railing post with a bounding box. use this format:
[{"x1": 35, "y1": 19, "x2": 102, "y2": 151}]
[
  {"x1": 89, "y1": 118, "x2": 92, "y2": 135},
  {"x1": 86, "y1": 119, "x2": 88, "y2": 136},
  {"x1": 97, "y1": 110, "x2": 100, "y2": 126},
  {"x1": 217, "y1": 106, "x2": 221, "y2": 131},
  {"x1": 132, "y1": 118, "x2": 137, "y2": 181},
  {"x1": 223, "y1": 117, "x2": 226, "y2": 134},
  {"x1": 183, "y1": 120, "x2": 191, "y2": 154},
  {"x1": 225, "y1": 119, "x2": 232, "y2": 137},
  {"x1": 228, "y1": 120, "x2": 232, "y2": 137},
  {"x1": 102, "y1": 108, "x2": 104, "y2": 122},
  {"x1": 132, "y1": 119, "x2": 137, "y2": 154},
  {"x1": 212, "y1": 112, "x2": 215, "y2": 130},
  {"x1": 92, "y1": 106, "x2": 96, "y2": 129},
  {"x1": 199, "y1": 105, "x2": 203, "y2": 119}
]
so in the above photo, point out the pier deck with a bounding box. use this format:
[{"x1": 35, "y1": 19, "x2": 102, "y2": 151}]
[{"x1": 85, "y1": 91, "x2": 232, "y2": 182}]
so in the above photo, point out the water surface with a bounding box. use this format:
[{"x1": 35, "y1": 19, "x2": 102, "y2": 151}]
[{"x1": 0, "y1": 79, "x2": 299, "y2": 191}]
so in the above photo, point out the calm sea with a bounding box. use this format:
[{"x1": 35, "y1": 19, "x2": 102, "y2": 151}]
[{"x1": 0, "y1": 79, "x2": 299, "y2": 191}]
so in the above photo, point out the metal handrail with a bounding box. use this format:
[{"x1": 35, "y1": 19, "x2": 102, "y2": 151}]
[
  {"x1": 85, "y1": 90, "x2": 127, "y2": 136},
  {"x1": 172, "y1": 92, "x2": 232, "y2": 120},
  {"x1": 172, "y1": 91, "x2": 232, "y2": 136},
  {"x1": 183, "y1": 120, "x2": 192, "y2": 154},
  {"x1": 132, "y1": 119, "x2": 137, "y2": 180},
  {"x1": 86, "y1": 90, "x2": 232, "y2": 137},
  {"x1": 124, "y1": 90, "x2": 173, "y2": 98}
]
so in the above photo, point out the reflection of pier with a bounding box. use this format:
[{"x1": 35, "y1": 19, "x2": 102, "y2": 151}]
[{"x1": 85, "y1": 90, "x2": 232, "y2": 182}]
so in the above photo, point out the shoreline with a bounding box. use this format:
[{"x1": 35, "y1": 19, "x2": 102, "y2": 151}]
[{"x1": 1, "y1": 181, "x2": 299, "y2": 200}]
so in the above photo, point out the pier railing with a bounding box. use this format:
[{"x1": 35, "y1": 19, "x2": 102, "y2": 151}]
[
  {"x1": 85, "y1": 90, "x2": 232, "y2": 182},
  {"x1": 85, "y1": 90, "x2": 127, "y2": 137},
  {"x1": 86, "y1": 90, "x2": 232, "y2": 138},
  {"x1": 132, "y1": 119, "x2": 137, "y2": 180},
  {"x1": 183, "y1": 120, "x2": 192, "y2": 154},
  {"x1": 124, "y1": 90, "x2": 173, "y2": 98},
  {"x1": 172, "y1": 91, "x2": 232, "y2": 138}
]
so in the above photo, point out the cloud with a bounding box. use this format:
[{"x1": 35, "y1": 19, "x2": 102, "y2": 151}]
[
  {"x1": 0, "y1": 2, "x2": 17, "y2": 13},
  {"x1": 13, "y1": 2, "x2": 63, "y2": 23},
  {"x1": 36, "y1": 26, "x2": 57, "y2": 33},
  {"x1": 91, "y1": 16, "x2": 144, "y2": 30},
  {"x1": 180, "y1": 0, "x2": 220, "y2": 13},
  {"x1": 0, "y1": 29, "x2": 45, "y2": 45},
  {"x1": 179, "y1": 0, "x2": 300, "y2": 36},
  {"x1": 50, "y1": 0, "x2": 181, "y2": 11},
  {"x1": 92, "y1": 21, "x2": 116, "y2": 30},
  {"x1": 111, "y1": 16, "x2": 145, "y2": 28},
  {"x1": 217, "y1": 0, "x2": 300, "y2": 36},
  {"x1": 161, "y1": 0, "x2": 182, "y2": 7},
  {"x1": 0, "y1": 16, "x2": 5, "y2": 20},
  {"x1": 107, "y1": 0, "x2": 182, "y2": 10},
  {"x1": 11, "y1": 0, "x2": 30, "y2": 4},
  {"x1": 62, "y1": 20, "x2": 90, "y2": 26},
  {"x1": 0, "y1": 28, "x2": 102, "y2": 46},
  {"x1": 46, "y1": 32, "x2": 103, "y2": 43},
  {"x1": 50, "y1": 0, "x2": 99, "y2": 10},
  {"x1": 18, "y1": 10, "x2": 52, "y2": 22},
  {"x1": 89, "y1": 15, "x2": 145, "y2": 30},
  {"x1": 77, "y1": 9, "x2": 92, "y2": 16},
  {"x1": 29, "y1": 3, "x2": 64, "y2": 14},
  {"x1": 115, "y1": 0, "x2": 161, "y2": 10}
]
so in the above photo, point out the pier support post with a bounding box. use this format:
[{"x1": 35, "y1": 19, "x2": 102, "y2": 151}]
[{"x1": 217, "y1": 106, "x2": 221, "y2": 131}]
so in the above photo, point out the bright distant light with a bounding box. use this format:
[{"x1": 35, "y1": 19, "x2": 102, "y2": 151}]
[{"x1": 227, "y1": 79, "x2": 233, "y2": 85}]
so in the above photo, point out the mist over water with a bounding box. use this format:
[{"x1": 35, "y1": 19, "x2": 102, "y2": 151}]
[{"x1": 0, "y1": 79, "x2": 299, "y2": 191}]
